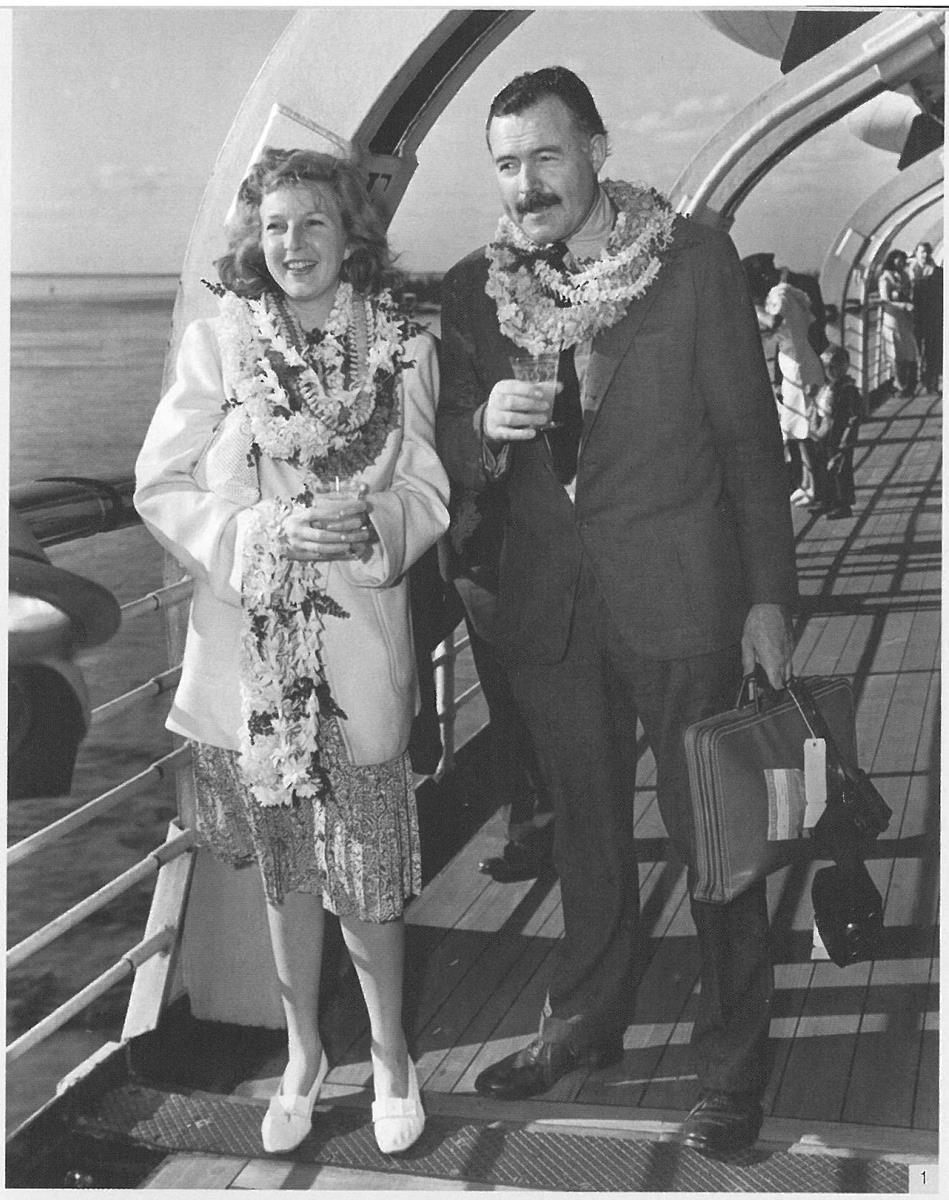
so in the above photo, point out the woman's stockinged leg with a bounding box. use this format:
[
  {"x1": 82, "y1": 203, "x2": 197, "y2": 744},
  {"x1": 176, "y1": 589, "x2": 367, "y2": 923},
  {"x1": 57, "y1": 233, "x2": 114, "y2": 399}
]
[
  {"x1": 339, "y1": 914, "x2": 409, "y2": 1100},
  {"x1": 265, "y1": 890, "x2": 326, "y2": 1096}
]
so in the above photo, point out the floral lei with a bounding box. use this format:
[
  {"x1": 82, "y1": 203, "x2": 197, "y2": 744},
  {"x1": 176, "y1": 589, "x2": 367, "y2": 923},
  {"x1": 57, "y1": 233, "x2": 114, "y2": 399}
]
[
  {"x1": 484, "y1": 179, "x2": 677, "y2": 353},
  {"x1": 206, "y1": 280, "x2": 417, "y2": 806}
]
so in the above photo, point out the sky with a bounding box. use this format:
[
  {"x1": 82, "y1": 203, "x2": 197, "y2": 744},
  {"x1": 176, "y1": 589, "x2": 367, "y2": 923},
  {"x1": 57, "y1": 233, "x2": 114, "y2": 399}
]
[{"x1": 10, "y1": 4, "x2": 923, "y2": 279}]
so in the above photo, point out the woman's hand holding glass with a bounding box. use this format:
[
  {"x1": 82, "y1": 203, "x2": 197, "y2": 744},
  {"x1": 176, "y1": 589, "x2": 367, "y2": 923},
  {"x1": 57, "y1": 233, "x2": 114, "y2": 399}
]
[{"x1": 282, "y1": 486, "x2": 375, "y2": 562}]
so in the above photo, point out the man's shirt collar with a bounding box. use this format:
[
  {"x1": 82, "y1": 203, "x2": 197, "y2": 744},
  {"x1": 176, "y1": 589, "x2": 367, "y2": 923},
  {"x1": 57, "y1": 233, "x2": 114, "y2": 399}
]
[{"x1": 564, "y1": 184, "x2": 615, "y2": 263}]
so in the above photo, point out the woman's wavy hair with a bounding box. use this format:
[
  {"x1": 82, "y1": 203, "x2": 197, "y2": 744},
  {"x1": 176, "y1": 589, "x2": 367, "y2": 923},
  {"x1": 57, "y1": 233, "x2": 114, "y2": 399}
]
[
  {"x1": 216, "y1": 147, "x2": 392, "y2": 297},
  {"x1": 883, "y1": 248, "x2": 907, "y2": 273}
]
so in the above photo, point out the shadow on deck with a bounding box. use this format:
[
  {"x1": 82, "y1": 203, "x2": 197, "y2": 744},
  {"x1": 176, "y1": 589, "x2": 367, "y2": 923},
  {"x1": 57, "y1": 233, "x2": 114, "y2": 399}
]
[{"x1": 5, "y1": 389, "x2": 939, "y2": 1191}]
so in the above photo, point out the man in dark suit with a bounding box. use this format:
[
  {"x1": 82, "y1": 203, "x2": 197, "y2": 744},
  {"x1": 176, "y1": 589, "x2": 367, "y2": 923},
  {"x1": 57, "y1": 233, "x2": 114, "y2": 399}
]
[
  {"x1": 909, "y1": 241, "x2": 943, "y2": 393},
  {"x1": 435, "y1": 67, "x2": 797, "y2": 1158}
]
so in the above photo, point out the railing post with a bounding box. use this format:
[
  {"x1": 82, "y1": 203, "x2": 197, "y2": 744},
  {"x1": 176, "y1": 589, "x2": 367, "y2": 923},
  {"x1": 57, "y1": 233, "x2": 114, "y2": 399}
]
[
  {"x1": 122, "y1": 819, "x2": 196, "y2": 1040},
  {"x1": 873, "y1": 303, "x2": 886, "y2": 399},
  {"x1": 860, "y1": 301, "x2": 872, "y2": 406},
  {"x1": 435, "y1": 632, "x2": 457, "y2": 775}
]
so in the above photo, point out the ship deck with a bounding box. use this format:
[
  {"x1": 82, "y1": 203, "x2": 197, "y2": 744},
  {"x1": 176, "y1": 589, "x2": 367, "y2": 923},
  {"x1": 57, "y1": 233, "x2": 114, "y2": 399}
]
[{"x1": 9, "y1": 384, "x2": 940, "y2": 1191}]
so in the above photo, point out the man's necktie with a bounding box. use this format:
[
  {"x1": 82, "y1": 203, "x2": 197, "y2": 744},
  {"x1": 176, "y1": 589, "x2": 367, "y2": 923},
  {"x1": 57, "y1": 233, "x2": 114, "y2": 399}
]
[{"x1": 546, "y1": 242, "x2": 583, "y2": 485}]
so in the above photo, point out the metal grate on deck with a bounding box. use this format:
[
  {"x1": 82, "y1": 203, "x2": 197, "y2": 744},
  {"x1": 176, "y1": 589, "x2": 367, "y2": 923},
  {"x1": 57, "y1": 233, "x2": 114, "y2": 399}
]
[{"x1": 75, "y1": 1083, "x2": 909, "y2": 1193}]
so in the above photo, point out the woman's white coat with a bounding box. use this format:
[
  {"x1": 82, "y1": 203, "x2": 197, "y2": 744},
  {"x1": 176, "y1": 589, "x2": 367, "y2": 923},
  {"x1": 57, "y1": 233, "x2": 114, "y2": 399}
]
[{"x1": 134, "y1": 316, "x2": 449, "y2": 765}]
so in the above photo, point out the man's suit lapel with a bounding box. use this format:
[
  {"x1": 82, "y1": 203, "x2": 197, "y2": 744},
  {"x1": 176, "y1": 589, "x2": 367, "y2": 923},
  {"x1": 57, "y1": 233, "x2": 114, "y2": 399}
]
[{"x1": 580, "y1": 274, "x2": 666, "y2": 451}]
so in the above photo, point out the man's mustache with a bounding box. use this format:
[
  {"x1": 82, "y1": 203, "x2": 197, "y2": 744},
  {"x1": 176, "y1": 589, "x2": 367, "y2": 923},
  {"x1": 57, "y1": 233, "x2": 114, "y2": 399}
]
[{"x1": 516, "y1": 191, "x2": 561, "y2": 216}]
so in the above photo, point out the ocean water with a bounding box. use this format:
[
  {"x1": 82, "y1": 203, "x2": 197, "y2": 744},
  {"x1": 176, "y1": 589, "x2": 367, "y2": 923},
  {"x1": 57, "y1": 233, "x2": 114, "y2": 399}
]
[{"x1": 8, "y1": 278, "x2": 182, "y2": 1131}]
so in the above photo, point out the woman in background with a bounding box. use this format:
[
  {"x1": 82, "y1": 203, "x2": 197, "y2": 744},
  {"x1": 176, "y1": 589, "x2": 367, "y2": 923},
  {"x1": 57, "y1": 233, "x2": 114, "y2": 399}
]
[
  {"x1": 135, "y1": 148, "x2": 448, "y2": 1156},
  {"x1": 878, "y1": 249, "x2": 918, "y2": 397},
  {"x1": 763, "y1": 274, "x2": 825, "y2": 505}
]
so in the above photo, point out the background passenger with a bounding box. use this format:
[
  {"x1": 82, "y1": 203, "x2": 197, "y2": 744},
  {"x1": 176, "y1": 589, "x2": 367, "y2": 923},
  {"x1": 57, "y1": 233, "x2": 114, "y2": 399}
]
[
  {"x1": 762, "y1": 276, "x2": 826, "y2": 505},
  {"x1": 908, "y1": 242, "x2": 943, "y2": 394},
  {"x1": 809, "y1": 345, "x2": 862, "y2": 520},
  {"x1": 878, "y1": 249, "x2": 918, "y2": 397}
]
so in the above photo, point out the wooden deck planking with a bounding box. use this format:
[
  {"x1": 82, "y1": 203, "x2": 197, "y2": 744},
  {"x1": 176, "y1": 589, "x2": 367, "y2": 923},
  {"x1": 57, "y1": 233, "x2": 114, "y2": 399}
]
[
  {"x1": 911, "y1": 923, "x2": 939, "y2": 1132},
  {"x1": 416, "y1": 886, "x2": 563, "y2": 1091},
  {"x1": 900, "y1": 593, "x2": 941, "y2": 674},
  {"x1": 763, "y1": 960, "x2": 820, "y2": 1111},
  {"x1": 452, "y1": 916, "x2": 560, "y2": 1095},
  {"x1": 768, "y1": 957, "x2": 874, "y2": 1123},
  {"x1": 873, "y1": 674, "x2": 936, "y2": 796},
  {"x1": 853, "y1": 670, "x2": 899, "y2": 772},
  {"x1": 229, "y1": 1159, "x2": 506, "y2": 1190},
  {"x1": 842, "y1": 874, "x2": 935, "y2": 1129},
  {"x1": 407, "y1": 826, "x2": 500, "y2": 929},
  {"x1": 144, "y1": 1153, "x2": 250, "y2": 1189}
]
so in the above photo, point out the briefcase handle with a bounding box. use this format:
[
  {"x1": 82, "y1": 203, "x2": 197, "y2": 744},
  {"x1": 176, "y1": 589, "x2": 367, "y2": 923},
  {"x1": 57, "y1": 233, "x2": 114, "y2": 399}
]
[{"x1": 734, "y1": 666, "x2": 776, "y2": 713}]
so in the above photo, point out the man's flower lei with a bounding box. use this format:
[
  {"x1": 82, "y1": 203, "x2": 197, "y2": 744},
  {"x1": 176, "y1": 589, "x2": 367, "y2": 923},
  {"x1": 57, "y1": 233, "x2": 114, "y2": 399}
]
[
  {"x1": 207, "y1": 280, "x2": 417, "y2": 806},
  {"x1": 485, "y1": 180, "x2": 677, "y2": 354}
]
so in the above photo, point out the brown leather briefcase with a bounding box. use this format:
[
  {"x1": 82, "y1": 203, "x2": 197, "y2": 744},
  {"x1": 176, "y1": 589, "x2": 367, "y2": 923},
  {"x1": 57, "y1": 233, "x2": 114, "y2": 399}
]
[{"x1": 684, "y1": 675, "x2": 858, "y2": 903}]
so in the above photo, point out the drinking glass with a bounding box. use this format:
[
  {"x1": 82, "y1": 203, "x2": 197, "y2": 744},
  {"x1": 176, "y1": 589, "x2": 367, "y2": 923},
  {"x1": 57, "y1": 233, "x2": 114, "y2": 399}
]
[
  {"x1": 313, "y1": 480, "x2": 368, "y2": 558},
  {"x1": 509, "y1": 352, "x2": 562, "y2": 431}
]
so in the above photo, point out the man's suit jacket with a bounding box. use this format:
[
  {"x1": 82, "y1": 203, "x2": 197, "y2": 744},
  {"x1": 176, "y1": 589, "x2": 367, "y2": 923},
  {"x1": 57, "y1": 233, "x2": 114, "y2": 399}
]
[{"x1": 436, "y1": 215, "x2": 798, "y2": 665}]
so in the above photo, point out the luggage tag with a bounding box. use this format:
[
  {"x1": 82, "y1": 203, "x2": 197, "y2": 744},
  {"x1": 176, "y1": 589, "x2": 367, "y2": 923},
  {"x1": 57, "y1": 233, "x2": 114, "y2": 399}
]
[{"x1": 803, "y1": 737, "x2": 827, "y2": 828}]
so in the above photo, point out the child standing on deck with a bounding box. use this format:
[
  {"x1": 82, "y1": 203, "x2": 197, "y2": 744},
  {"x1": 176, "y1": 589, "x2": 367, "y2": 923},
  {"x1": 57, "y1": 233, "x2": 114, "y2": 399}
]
[{"x1": 810, "y1": 345, "x2": 862, "y2": 520}]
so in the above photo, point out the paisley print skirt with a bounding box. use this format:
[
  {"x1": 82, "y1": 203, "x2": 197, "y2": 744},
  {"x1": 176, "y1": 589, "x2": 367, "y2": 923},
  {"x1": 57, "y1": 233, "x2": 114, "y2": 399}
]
[{"x1": 191, "y1": 721, "x2": 421, "y2": 921}]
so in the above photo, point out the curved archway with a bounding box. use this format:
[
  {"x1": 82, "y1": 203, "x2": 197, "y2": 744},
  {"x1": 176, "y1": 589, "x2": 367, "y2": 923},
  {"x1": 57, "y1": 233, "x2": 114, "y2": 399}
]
[{"x1": 670, "y1": 9, "x2": 944, "y2": 227}]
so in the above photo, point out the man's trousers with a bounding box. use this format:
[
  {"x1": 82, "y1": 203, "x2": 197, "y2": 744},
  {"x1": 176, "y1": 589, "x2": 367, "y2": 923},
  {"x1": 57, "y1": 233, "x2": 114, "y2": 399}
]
[{"x1": 509, "y1": 557, "x2": 774, "y2": 1095}]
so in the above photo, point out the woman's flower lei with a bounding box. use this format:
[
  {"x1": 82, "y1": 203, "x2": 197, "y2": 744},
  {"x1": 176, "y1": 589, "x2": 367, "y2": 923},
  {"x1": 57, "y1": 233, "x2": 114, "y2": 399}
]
[
  {"x1": 238, "y1": 499, "x2": 350, "y2": 807},
  {"x1": 485, "y1": 179, "x2": 677, "y2": 353},
  {"x1": 207, "y1": 280, "x2": 418, "y2": 806},
  {"x1": 215, "y1": 281, "x2": 412, "y2": 480}
]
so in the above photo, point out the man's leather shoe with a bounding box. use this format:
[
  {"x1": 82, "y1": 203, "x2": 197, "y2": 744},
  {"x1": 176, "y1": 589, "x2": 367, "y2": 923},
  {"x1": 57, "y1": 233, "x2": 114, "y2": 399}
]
[
  {"x1": 682, "y1": 1089, "x2": 763, "y2": 1157},
  {"x1": 479, "y1": 824, "x2": 555, "y2": 883},
  {"x1": 474, "y1": 1036, "x2": 622, "y2": 1099}
]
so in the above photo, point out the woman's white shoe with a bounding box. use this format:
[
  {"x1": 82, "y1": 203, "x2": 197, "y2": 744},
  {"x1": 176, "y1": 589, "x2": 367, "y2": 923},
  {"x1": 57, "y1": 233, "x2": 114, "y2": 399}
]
[
  {"x1": 372, "y1": 1057, "x2": 425, "y2": 1155},
  {"x1": 261, "y1": 1052, "x2": 329, "y2": 1154}
]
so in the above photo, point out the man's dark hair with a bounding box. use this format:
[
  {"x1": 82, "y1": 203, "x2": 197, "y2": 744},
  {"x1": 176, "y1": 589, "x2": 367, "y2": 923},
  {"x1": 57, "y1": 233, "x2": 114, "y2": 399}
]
[
  {"x1": 741, "y1": 253, "x2": 780, "y2": 306},
  {"x1": 486, "y1": 66, "x2": 608, "y2": 143}
]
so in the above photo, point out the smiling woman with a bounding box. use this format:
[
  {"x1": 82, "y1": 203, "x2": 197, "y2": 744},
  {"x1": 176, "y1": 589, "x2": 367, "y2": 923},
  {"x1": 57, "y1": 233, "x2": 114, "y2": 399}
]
[
  {"x1": 218, "y1": 149, "x2": 392, "y2": 317},
  {"x1": 259, "y1": 188, "x2": 350, "y2": 320},
  {"x1": 133, "y1": 139, "x2": 449, "y2": 1157}
]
